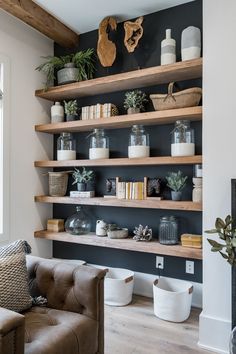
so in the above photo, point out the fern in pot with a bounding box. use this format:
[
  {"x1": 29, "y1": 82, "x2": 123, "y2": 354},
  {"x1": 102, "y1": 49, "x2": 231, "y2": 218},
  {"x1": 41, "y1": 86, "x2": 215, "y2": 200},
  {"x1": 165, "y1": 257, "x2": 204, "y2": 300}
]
[
  {"x1": 64, "y1": 100, "x2": 78, "y2": 121},
  {"x1": 166, "y1": 171, "x2": 188, "y2": 201},
  {"x1": 124, "y1": 90, "x2": 148, "y2": 114},
  {"x1": 72, "y1": 167, "x2": 94, "y2": 191},
  {"x1": 36, "y1": 48, "x2": 95, "y2": 89}
]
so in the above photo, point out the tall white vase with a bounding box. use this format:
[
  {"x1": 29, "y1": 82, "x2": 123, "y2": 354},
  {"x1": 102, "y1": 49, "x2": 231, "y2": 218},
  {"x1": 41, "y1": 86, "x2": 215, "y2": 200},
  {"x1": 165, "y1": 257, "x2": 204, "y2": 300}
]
[
  {"x1": 181, "y1": 26, "x2": 201, "y2": 61},
  {"x1": 51, "y1": 102, "x2": 64, "y2": 123},
  {"x1": 161, "y1": 29, "x2": 176, "y2": 65}
]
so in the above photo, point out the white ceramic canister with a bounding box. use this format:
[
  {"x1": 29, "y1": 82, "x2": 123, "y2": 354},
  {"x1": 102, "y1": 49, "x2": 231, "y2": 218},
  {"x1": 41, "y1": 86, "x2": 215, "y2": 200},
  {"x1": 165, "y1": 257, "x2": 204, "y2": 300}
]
[
  {"x1": 96, "y1": 220, "x2": 107, "y2": 237},
  {"x1": 181, "y1": 26, "x2": 201, "y2": 61},
  {"x1": 192, "y1": 177, "x2": 202, "y2": 203},
  {"x1": 51, "y1": 102, "x2": 64, "y2": 123},
  {"x1": 161, "y1": 29, "x2": 176, "y2": 65}
]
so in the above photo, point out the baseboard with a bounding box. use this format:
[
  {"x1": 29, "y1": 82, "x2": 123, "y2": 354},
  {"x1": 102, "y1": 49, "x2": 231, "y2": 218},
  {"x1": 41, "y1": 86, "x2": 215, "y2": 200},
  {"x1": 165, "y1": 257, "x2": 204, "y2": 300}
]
[{"x1": 199, "y1": 312, "x2": 231, "y2": 354}]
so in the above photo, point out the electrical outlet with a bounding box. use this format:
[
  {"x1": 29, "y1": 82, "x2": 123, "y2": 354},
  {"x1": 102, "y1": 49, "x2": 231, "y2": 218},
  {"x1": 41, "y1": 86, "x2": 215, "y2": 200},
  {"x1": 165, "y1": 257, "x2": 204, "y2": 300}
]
[
  {"x1": 186, "y1": 260, "x2": 194, "y2": 274},
  {"x1": 156, "y1": 256, "x2": 164, "y2": 269}
]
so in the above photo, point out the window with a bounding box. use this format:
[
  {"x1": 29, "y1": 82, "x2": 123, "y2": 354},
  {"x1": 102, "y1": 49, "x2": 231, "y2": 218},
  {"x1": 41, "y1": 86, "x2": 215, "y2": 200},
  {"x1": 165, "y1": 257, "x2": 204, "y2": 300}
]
[{"x1": 0, "y1": 55, "x2": 10, "y2": 241}]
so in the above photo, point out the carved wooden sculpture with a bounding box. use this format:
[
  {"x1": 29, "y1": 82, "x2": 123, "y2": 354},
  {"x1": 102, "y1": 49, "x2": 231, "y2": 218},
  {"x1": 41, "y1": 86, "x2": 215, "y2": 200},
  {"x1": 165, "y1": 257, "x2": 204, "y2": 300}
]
[
  {"x1": 124, "y1": 16, "x2": 144, "y2": 53},
  {"x1": 97, "y1": 17, "x2": 117, "y2": 67}
]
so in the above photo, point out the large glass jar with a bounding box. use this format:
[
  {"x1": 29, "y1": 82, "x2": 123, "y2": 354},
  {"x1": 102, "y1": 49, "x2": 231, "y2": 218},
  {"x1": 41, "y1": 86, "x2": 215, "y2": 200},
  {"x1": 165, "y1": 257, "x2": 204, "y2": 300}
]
[
  {"x1": 57, "y1": 132, "x2": 76, "y2": 160},
  {"x1": 171, "y1": 120, "x2": 195, "y2": 157},
  {"x1": 89, "y1": 129, "x2": 109, "y2": 160},
  {"x1": 128, "y1": 125, "x2": 150, "y2": 158},
  {"x1": 159, "y1": 216, "x2": 178, "y2": 245},
  {"x1": 65, "y1": 206, "x2": 91, "y2": 235}
]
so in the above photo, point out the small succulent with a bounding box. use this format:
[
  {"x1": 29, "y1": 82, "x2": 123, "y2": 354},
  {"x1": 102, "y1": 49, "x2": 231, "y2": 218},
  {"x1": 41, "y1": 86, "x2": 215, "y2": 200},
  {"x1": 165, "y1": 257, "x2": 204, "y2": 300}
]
[
  {"x1": 206, "y1": 215, "x2": 236, "y2": 266},
  {"x1": 72, "y1": 167, "x2": 94, "y2": 184},
  {"x1": 133, "y1": 224, "x2": 152, "y2": 242},
  {"x1": 124, "y1": 90, "x2": 148, "y2": 110},
  {"x1": 64, "y1": 100, "x2": 78, "y2": 116},
  {"x1": 166, "y1": 171, "x2": 188, "y2": 192}
]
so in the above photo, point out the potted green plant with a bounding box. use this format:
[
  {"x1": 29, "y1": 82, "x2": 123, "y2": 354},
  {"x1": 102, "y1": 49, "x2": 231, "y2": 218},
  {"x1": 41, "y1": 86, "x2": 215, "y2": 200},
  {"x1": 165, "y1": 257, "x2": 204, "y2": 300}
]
[
  {"x1": 124, "y1": 90, "x2": 148, "y2": 114},
  {"x1": 72, "y1": 167, "x2": 94, "y2": 191},
  {"x1": 166, "y1": 171, "x2": 188, "y2": 201},
  {"x1": 36, "y1": 48, "x2": 95, "y2": 89},
  {"x1": 64, "y1": 100, "x2": 78, "y2": 121}
]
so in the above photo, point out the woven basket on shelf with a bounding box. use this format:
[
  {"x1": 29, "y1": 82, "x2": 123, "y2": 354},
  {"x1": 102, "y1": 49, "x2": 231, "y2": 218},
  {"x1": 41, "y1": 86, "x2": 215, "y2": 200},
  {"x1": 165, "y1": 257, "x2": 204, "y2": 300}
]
[
  {"x1": 48, "y1": 172, "x2": 69, "y2": 197},
  {"x1": 150, "y1": 82, "x2": 202, "y2": 111}
]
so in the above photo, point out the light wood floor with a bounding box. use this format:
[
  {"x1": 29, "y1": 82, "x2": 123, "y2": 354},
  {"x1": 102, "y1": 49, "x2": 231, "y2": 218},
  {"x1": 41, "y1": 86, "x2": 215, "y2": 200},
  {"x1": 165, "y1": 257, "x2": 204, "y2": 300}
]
[{"x1": 105, "y1": 295, "x2": 213, "y2": 354}]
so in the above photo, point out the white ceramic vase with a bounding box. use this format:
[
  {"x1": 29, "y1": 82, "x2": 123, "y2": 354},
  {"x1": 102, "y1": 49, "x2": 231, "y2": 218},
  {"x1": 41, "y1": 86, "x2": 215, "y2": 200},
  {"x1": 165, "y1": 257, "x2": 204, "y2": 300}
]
[
  {"x1": 51, "y1": 102, "x2": 64, "y2": 123},
  {"x1": 161, "y1": 29, "x2": 176, "y2": 65},
  {"x1": 181, "y1": 26, "x2": 201, "y2": 61}
]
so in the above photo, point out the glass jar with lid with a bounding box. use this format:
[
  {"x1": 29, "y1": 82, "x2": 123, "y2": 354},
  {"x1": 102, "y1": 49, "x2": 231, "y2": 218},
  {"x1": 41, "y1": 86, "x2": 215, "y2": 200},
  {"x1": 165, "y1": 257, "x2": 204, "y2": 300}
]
[
  {"x1": 57, "y1": 132, "x2": 76, "y2": 160},
  {"x1": 65, "y1": 206, "x2": 91, "y2": 235},
  {"x1": 128, "y1": 125, "x2": 150, "y2": 158},
  {"x1": 171, "y1": 120, "x2": 195, "y2": 157},
  {"x1": 159, "y1": 216, "x2": 178, "y2": 245},
  {"x1": 89, "y1": 129, "x2": 109, "y2": 160}
]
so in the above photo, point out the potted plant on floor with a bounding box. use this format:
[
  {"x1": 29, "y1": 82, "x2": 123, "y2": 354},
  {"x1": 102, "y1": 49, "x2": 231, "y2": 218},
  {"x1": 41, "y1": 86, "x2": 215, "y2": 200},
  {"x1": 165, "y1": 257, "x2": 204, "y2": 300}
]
[
  {"x1": 166, "y1": 171, "x2": 188, "y2": 201},
  {"x1": 124, "y1": 90, "x2": 148, "y2": 114},
  {"x1": 72, "y1": 167, "x2": 94, "y2": 191},
  {"x1": 36, "y1": 48, "x2": 95, "y2": 89},
  {"x1": 64, "y1": 100, "x2": 78, "y2": 121}
]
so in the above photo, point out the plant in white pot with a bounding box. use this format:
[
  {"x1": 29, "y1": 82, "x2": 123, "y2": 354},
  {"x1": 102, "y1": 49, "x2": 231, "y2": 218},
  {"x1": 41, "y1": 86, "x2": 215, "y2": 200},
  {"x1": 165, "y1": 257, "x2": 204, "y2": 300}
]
[
  {"x1": 124, "y1": 90, "x2": 148, "y2": 114},
  {"x1": 72, "y1": 167, "x2": 94, "y2": 191},
  {"x1": 166, "y1": 171, "x2": 188, "y2": 201},
  {"x1": 36, "y1": 49, "x2": 95, "y2": 89},
  {"x1": 64, "y1": 100, "x2": 78, "y2": 121}
]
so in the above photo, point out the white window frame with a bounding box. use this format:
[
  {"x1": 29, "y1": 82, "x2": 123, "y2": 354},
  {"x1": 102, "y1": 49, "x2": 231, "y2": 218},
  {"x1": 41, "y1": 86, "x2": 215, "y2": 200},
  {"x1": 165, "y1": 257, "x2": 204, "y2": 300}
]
[{"x1": 0, "y1": 54, "x2": 10, "y2": 242}]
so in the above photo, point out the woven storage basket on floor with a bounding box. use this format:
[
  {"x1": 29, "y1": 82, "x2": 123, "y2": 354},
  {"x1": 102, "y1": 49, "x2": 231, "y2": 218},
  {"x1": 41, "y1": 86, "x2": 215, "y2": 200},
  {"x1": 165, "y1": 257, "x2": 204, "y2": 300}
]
[
  {"x1": 48, "y1": 172, "x2": 69, "y2": 197},
  {"x1": 150, "y1": 82, "x2": 202, "y2": 111}
]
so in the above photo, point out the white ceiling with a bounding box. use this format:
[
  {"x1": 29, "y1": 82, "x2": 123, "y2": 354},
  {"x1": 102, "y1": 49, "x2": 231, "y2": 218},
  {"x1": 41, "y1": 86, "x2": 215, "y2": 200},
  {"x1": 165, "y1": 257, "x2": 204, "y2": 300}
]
[{"x1": 34, "y1": 0, "x2": 194, "y2": 34}]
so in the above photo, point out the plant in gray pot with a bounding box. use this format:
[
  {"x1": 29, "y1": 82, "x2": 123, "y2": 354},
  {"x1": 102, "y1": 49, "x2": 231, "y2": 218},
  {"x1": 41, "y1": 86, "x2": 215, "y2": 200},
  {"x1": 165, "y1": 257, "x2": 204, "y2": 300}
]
[
  {"x1": 166, "y1": 171, "x2": 188, "y2": 201},
  {"x1": 36, "y1": 48, "x2": 95, "y2": 89},
  {"x1": 64, "y1": 100, "x2": 78, "y2": 121},
  {"x1": 124, "y1": 90, "x2": 148, "y2": 115},
  {"x1": 72, "y1": 167, "x2": 94, "y2": 191}
]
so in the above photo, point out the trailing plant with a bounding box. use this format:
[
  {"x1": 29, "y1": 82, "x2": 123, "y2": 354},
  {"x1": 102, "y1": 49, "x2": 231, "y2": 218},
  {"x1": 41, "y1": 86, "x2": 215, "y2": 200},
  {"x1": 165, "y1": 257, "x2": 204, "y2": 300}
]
[
  {"x1": 166, "y1": 171, "x2": 188, "y2": 192},
  {"x1": 206, "y1": 215, "x2": 236, "y2": 266},
  {"x1": 64, "y1": 100, "x2": 78, "y2": 116},
  {"x1": 72, "y1": 167, "x2": 94, "y2": 184},
  {"x1": 124, "y1": 90, "x2": 148, "y2": 110},
  {"x1": 36, "y1": 48, "x2": 95, "y2": 89}
]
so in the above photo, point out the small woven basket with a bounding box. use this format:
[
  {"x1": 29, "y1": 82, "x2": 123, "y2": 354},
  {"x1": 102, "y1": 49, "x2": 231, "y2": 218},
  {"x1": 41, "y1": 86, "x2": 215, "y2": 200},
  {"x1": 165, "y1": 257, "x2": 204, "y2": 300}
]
[
  {"x1": 48, "y1": 172, "x2": 69, "y2": 197},
  {"x1": 150, "y1": 82, "x2": 202, "y2": 111}
]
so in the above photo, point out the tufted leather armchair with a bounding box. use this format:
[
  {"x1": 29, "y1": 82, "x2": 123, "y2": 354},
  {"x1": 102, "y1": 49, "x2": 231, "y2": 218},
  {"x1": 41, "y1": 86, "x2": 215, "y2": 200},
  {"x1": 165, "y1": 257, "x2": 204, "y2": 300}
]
[{"x1": 0, "y1": 256, "x2": 106, "y2": 354}]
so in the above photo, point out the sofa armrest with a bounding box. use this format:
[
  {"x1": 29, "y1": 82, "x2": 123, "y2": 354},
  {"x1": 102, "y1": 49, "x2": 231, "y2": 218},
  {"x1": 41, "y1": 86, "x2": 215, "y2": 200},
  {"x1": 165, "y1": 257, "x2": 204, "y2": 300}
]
[{"x1": 0, "y1": 307, "x2": 25, "y2": 354}]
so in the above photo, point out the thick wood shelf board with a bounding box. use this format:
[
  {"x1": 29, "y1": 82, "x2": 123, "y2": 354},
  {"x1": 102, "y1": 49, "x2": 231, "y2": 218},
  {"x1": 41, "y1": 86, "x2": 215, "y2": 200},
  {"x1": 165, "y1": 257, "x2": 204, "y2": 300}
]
[
  {"x1": 34, "y1": 196, "x2": 202, "y2": 211},
  {"x1": 35, "y1": 58, "x2": 202, "y2": 101},
  {"x1": 35, "y1": 107, "x2": 202, "y2": 134},
  {"x1": 34, "y1": 230, "x2": 202, "y2": 260},
  {"x1": 34, "y1": 155, "x2": 202, "y2": 168}
]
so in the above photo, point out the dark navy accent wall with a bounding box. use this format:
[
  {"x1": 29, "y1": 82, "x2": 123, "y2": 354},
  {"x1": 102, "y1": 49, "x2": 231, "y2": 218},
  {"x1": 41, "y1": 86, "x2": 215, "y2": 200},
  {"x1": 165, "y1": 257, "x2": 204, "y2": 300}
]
[{"x1": 53, "y1": 0, "x2": 203, "y2": 283}]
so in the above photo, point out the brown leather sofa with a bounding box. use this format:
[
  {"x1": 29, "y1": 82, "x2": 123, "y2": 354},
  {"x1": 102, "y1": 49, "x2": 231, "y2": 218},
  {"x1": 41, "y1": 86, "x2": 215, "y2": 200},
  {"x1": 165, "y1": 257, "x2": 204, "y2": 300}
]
[{"x1": 0, "y1": 256, "x2": 106, "y2": 354}]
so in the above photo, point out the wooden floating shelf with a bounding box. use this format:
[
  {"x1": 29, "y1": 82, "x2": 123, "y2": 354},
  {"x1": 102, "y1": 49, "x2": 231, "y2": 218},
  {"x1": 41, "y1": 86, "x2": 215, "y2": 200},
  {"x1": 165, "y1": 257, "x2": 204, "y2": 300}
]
[
  {"x1": 34, "y1": 196, "x2": 202, "y2": 211},
  {"x1": 35, "y1": 58, "x2": 202, "y2": 101},
  {"x1": 34, "y1": 231, "x2": 202, "y2": 260},
  {"x1": 35, "y1": 107, "x2": 202, "y2": 134},
  {"x1": 34, "y1": 155, "x2": 202, "y2": 168}
]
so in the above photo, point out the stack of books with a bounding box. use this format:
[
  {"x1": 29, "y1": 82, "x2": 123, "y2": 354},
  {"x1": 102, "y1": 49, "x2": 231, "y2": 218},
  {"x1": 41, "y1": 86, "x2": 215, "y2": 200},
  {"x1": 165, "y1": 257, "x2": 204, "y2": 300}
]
[
  {"x1": 81, "y1": 103, "x2": 118, "y2": 120},
  {"x1": 70, "y1": 191, "x2": 95, "y2": 198},
  {"x1": 117, "y1": 182, "x2": 144, "y2": 200}
]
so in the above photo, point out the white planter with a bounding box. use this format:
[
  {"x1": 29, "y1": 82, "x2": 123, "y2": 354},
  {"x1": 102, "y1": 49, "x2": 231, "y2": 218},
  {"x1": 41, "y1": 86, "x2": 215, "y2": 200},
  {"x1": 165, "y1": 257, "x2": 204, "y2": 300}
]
[
  {"x1": 128, "y1": 145, "x2": 150, "y2": 158},
  {"x1": 171, "y1": 143, "x2": 195, "y2": 156},
  {"x1": 153, "y1": 278, "x2": 193, "y2": 322},
  {"x1": 105, "y1": 267, "x2": 134, "y2": 306},
  {"x1": 89, "y1": 147, "x2": 109, "y2": 160},
  {"x1": 57, "y1": 150, "x2": 76, "y2": 160}
]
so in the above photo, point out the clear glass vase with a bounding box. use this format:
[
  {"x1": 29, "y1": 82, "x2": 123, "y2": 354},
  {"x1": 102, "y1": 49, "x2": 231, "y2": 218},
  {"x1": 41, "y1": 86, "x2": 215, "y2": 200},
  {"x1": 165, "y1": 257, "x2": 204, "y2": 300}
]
[
  {"x1": 171, "y1": 120, "x2": 195, "y2": 157},
  {"x1": 159, "y1": 216, "x2": 178, "y2": 245},
  {"x1": 89, "y1": 129, "x2": 109, "y2": 160},
  {"x1": 57, "y1": 132, "x2": 76, "y2": 160},
  {"x1": 65, "y1": 206, "x2": 91, "y2": 235},
  {"x1": 128, "y1": 125, "x2": 150, "y2": 158}
]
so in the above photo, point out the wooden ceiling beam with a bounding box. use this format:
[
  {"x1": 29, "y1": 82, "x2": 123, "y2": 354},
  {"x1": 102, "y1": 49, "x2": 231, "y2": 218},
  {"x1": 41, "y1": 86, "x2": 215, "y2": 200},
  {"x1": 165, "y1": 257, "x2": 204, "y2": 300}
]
[{"x1": 0, "y1": 0, "x2": 79, "y2": 48}]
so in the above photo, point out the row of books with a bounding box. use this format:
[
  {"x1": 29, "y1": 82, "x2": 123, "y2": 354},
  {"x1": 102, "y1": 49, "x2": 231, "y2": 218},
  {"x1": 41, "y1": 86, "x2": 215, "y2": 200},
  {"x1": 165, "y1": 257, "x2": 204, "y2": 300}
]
[
  {"x1": 81, "y1": 103, "x2": 118, "y2": 120},
  {"x1": 117, "y1": 182, "x2": 145, "y2": 200}
]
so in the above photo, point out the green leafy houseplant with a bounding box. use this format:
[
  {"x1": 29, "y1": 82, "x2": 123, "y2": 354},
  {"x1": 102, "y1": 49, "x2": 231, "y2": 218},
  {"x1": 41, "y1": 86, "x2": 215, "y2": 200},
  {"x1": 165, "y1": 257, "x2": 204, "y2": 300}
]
[
  {"x1": 166, "y1": 171, "x2": 188, "y2": 192},
  {"x1": 124, "y1": 90, "x2": 148, "y2": 111},
  {"x1": 64, "y1": 100, "x2": 78, "y2": 116},
  {"x1": 36, "y1": 48, "x2": 95, "y2": 89},
  {"x1": 206, "y1": 215, "x2": 236, "y2": 266},
  {"x1": 72, "y1": 167, "x2": 94, "y2": 184}
]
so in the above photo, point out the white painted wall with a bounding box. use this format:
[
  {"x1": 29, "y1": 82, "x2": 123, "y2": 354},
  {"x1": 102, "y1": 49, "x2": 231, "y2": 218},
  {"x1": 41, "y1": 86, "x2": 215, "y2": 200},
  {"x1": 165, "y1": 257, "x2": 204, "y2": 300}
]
[
  {"x1": 199, "y1": 1, "x2": 236, "y2": 353},
  {"x1": 0, "y1": 10, "x2": 53, "y2": 256}
]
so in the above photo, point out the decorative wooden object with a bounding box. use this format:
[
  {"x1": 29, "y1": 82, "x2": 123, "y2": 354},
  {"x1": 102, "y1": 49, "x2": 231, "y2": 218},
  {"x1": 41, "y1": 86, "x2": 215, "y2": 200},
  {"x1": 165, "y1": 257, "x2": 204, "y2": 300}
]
[
  {"x1": 124, "y1": 16, "x2": 144, "y2": 53},
  {"x1": 35, "y1": 58, "x2": 202, "y2": 101},
  {"x1": 0, "y1": 0, "x2": 79, "y2": 48},
  {"x1": 47, "y1": 219, "x2": 64, "y2": 232},
  {"x1": 34, "y1": 230, "x2": 203, "y2": 260},
  {"x1": 97, "y1": 17, "x2": 117, "y2": 67},
  {"x1": 181, "y1": 234, "x2": 202, "y2": 248}
]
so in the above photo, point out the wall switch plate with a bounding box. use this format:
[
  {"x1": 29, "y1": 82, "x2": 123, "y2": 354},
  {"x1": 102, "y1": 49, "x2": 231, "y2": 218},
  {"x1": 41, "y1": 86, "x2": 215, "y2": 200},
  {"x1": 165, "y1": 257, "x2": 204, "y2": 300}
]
[
  {"x1": 156, "y1": 256, "x2": 164, "y2": 269},
  {"x1": 186, "y1": 260, "x2": 194, "y2": 274}
]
